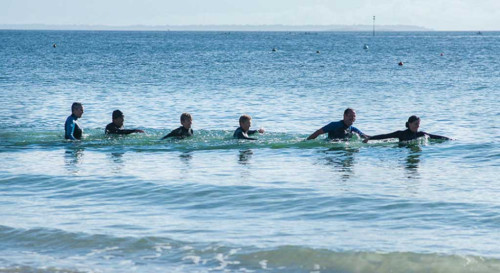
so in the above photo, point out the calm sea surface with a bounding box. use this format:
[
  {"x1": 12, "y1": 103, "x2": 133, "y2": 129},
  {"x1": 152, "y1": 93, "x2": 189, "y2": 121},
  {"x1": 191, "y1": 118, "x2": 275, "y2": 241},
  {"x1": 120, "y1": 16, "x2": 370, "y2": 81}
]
[{"x1": 1, "y1": 30, "x2": 499, "y2": 272}]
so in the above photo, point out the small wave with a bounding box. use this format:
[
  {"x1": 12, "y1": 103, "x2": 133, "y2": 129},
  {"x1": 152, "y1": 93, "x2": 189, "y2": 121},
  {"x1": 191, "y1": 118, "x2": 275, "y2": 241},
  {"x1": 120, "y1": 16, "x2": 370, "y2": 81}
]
[
  {"x1": 236, "y1": 246, "x2": 500, "y2": 273},
  {"x1": 1, "y1": 226, "x2": 499, "y2": 273}
]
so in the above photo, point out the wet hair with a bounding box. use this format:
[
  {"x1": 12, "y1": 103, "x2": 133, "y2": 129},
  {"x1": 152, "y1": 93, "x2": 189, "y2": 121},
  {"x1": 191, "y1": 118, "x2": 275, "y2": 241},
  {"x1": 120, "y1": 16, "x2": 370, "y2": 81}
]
[
  {"x1": 71, "y1": 102, "x2": 83, "y2": 112},
  {"x1": 405, "y1": 115, "x2": 420, "y2": 128},
  {"x1": 112, "y1": 110, "x2": 124, "y2": 120},
  {"x1": 344, "y1": 108, "x2": 355, "y2": 116},
  {"x1": 239, "y1": 114, "x2": 252, "y2": 124},
  {"x1": 180, "y1": 113, "x2": 192, "y2": 123}
]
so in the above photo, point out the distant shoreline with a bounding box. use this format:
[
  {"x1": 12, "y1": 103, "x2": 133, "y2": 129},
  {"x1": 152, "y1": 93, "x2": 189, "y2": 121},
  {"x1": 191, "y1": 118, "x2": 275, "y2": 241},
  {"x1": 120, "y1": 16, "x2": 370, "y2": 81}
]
[{"x1": 0, "y1": 24, "x2": 433, "y2": 32}]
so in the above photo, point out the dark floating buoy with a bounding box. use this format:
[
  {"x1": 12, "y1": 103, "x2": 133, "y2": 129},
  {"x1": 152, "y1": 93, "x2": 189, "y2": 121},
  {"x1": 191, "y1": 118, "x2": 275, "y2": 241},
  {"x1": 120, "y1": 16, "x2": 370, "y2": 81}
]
[
  {"x1": 316, "y1": 50, "x2": 320, "y2": 54},
  {"x1": 53, "y1": 43, "x2": 57, "y2": 48},
  {"x1": 398, "y1": 61, "x2": 404, "y2": 66},
  {"x1": 272, "y1": 48, "x2": 277, "y2": 52}
]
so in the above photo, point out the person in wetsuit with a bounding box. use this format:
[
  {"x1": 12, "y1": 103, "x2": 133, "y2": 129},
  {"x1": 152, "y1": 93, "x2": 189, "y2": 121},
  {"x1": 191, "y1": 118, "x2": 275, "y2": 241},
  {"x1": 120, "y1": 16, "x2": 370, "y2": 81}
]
[
  {"x1": 65, "y1": 102, "x2": 84, "y2": 140},
  {"x1": 233, "y1": 114, "x2": 265, "y2": 140},
  {"x1": 105, "y1": 110, "x2": 144, "y2": 135},
  {"x1": 161, "y1": 113, "x2": 193, "y2": 139},
  {"x1": 307, "y1": 108, "x2": 369, "y2": 140},
  {"x1": 363, "y1": 115, "x2": 451, "y2": 143}
]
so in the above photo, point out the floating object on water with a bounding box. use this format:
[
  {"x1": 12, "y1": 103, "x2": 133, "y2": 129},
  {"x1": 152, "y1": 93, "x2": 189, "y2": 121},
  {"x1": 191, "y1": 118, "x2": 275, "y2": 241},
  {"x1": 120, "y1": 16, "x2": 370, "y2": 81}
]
[
  {"x1": 440, "y1": 53, "x2": 444, "y2": 56},
  {"x1": 363, "y1": 44, "x2": 369, "y2": 50},
  {"x1": 398, "y1": 61, "x2": 404, "y2": 66},
  {"x1": 316, "y1": 50, "x2": 320, "y2": 54},
  {"x1": 272, "y1": 48, "x2": 277, "y2": 52},
  {"x1": 53, "y1": 44, "x2": 57, "y2": 48}
]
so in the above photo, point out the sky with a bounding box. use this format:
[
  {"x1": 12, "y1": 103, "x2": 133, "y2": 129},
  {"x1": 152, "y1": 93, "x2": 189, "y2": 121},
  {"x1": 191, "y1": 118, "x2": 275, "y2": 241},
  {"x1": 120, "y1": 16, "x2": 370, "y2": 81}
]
[{"x1": 1, "y1": 0, "x2": 499, "y2": 31}]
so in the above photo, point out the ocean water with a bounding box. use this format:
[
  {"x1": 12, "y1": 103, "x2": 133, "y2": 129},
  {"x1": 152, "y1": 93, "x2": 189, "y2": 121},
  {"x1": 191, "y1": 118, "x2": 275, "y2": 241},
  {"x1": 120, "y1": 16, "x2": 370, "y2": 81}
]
[{"x1": 0, "y1": 30, "x2": 499, "y2": 272}]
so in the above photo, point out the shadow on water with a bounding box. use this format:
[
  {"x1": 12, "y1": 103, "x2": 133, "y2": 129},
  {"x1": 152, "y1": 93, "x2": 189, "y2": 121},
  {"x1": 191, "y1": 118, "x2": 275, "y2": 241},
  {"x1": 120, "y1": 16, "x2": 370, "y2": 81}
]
[
  {"x1": 321, "y1": 146, "x2": 359, "y2": 180},
  {"x1": 64, "y1": 145, "x2": 84, "y2": 175}
]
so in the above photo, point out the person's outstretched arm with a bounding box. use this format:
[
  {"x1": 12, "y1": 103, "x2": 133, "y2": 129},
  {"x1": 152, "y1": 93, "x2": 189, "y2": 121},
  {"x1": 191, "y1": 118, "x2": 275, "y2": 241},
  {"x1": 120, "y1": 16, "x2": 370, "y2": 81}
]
[
  {"x1": 363, "y1": 131, "x2": 400, "y2": 143},
  {"x1": 307, "y1": 129, "x2": 324, "y2": 140},
  {"x1": 424, "y1": 132, "x2": 451, "y2": 140},
  {"x1": 351, "y1": 127, "x2": 370, "y2": 139}
]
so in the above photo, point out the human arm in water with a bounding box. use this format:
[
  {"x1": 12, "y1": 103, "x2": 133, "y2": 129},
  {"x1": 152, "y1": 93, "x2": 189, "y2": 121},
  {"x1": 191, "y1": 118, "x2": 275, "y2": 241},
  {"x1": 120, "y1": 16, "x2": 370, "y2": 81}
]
[
  {"x1": 307, "y1": 128, "x2": 324, "y2": 140},
  {"x1": 422, "y1": 132, "x2": 451, "y2": 140},
  {"x1": 350, "y1": 126, "x2": 370, "y2": 139},
  {"x1": 363, "y1": 131, "x2": 401, "y2": 143},
  {"x1": 106, "y1": 124, "x2": 144, "y2": 135},
  {"x1": 248, "y1": 129, "x2": 265, "y2": 135}
]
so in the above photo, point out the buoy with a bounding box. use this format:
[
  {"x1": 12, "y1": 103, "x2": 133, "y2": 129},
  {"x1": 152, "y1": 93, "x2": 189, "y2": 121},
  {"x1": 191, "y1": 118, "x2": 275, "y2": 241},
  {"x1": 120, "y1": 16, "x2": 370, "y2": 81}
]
[
  {"x1": 398, "y1": 61, "x2": 404, "y2": 66},
  {"x1": 316, "y1": 50, "x2": 320, "y2": 54},
  {"x1": 363, "y1": 44, "x2": 369, "y2": 50}
]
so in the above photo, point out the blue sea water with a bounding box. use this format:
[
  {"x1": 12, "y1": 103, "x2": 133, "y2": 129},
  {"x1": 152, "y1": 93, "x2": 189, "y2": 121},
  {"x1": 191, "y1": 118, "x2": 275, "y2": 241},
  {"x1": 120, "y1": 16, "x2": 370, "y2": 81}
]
[{"x1": 0, "y1": 30, "x2": 499, "y2": 272}]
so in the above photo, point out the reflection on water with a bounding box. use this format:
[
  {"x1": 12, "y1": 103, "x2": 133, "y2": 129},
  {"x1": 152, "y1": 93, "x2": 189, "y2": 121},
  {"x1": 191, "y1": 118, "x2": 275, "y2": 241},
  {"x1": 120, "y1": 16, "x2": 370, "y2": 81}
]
[
  {"x1": 401, "y1": 144, "x2": 422, "y2": 179},
  {"x1": 238, "y1": 149, "x2": 253, "y2": 181},
  {"x1": 64, "y1": 145, "x2": 84, "y2": 174},
  {"x1": 238, "y1": 149, "x2": 253, "y2": 165},
  {"x1": 108, "y1": 151, "x2": 125, "y2": 173},
  {"x1": 179, "y1": 151, "x2": 193, "y2": 166},
  {"x1": 322, "y1": 146, "x2": 358, "y2": 180}
]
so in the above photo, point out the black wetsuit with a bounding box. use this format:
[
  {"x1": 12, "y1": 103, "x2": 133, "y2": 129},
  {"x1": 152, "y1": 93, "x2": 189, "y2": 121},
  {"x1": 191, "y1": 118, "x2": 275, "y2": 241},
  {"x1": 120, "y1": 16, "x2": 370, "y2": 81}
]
[
  {"x1": 105, "y1": 123, "x2": 138, "y2": 135},
  {"x1": 233, "y1": 127, "x2": 258, "y2": 140},
  {"x1": 321, "y1": 120, "x2": 366, "y2": 139},
  {"x1": 369, "y1": 129, "x2": 450, "y2": 142},
  {"x1": 161, "y1": 126, "x2": 193, "y2": 139},
  {"x1": 65, "y1": 114, "x2": 83, "y2": 140}
]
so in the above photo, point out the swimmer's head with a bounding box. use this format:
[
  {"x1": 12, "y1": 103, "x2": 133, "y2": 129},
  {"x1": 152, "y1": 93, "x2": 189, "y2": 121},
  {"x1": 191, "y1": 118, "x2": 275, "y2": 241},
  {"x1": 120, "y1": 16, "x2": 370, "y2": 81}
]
[
  {"x1": 239, "y1": 115, "x2": 252, "y2": 131},
  {"x1": 343, "y1": 108, "x2": 356, "y2": 127},
  {"x1": 71, "y1": 102, "x2": 84, "y2": 118},
  {"x1": 112, "y1": 110, "x2": 124, "y2": 127},
  {"x1": 180, "y1": 113, "x2": 192, "y2": 129},
  {"x1": 406, "y1": 115, "x2": 420, "y2": 132}
]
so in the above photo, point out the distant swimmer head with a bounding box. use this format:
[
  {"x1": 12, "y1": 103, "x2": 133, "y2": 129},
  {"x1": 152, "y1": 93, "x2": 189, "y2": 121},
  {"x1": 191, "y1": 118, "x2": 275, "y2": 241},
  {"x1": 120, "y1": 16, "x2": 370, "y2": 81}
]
[
  {"x1": 405, "y1": 115, "x2": 421, "y2": 132},
  {"x1": 398, "y1": 61, "x2": 404, "y2": 66},
  {"x1": 112, "y1": 109, "x2": 125, "y2": 127},
  {"x1": 53, "y1": 44, "x2": 57, "y2": 48},
  {"x1": 180, "y1": 112, "x2": 193, "y2": 129},
  {"x1": 71, "y1": 102, "x2": 84, "y2": 118},
  {"x1": 343, "y1": 108, "x2": 357, "y2": 127},
  {"x1": 316, "y1": 50, "x2": 320, "y2": 54},
  {"x1": 363, "y1": 44, "x2": 369, "y2": 49},
  {"x1": 272, "y1": 48, "x2": 277, "y2": 52},
  {"x1": 239, "y1": 114, "x2": 252, "y2": 131}
]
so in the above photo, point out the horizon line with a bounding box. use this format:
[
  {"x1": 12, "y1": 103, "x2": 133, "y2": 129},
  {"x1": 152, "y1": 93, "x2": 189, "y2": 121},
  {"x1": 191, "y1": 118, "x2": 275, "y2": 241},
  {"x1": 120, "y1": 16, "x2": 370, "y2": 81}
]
[{"x1": 1, "y1": 23, "x2": 435, "y2": 31}]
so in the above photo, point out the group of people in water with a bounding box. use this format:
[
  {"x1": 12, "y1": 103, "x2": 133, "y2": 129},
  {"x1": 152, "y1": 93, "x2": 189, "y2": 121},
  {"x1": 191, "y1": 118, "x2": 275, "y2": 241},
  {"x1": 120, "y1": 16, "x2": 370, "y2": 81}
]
[{"x1": 65, "y1": 102, "x2": 451, "y2": 142}]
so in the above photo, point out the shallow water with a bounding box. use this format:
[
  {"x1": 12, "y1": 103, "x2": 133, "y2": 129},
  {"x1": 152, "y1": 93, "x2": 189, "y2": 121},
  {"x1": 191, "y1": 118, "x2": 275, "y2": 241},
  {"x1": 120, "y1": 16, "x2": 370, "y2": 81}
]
[{"x1": 1, "y1": 30, "x2": 499, "y2": 272}]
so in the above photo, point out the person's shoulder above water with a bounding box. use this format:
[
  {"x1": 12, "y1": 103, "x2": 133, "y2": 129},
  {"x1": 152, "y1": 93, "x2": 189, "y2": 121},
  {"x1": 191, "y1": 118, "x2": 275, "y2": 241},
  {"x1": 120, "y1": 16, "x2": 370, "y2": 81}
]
[
  {"x1": 233, "y1": 115, "x2": 264, "y2": 140},
  {"x1": 307, "y1": 108, "x2": 369, "y2": 140},
  {"x1": 162, "y1": 126, "x2": 193, "y2": 139},
  {"x1": 364, "y1": 115, "x2": 452, "y2": 143},
  {"x1": 105, "y1": 110, "x2": 144, "y2": 135},
  {"x1": 65, "y1": 102, "x2": 84, "y2": 140},
  {"x1": 161, "y1": 112, "x2": 193, "y2": 140}
]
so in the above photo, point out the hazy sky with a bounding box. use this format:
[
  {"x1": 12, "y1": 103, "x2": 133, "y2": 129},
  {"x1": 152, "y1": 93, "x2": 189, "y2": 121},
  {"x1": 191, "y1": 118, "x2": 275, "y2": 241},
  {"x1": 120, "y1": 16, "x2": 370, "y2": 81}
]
[{"x1": 1, "y1": 0, "x2": 499, "y2": 30}]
